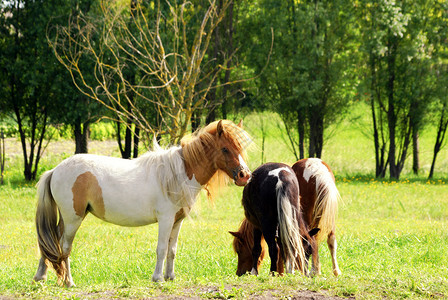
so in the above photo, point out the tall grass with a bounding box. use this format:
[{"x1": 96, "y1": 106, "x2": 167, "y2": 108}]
[{"x1": 0, "y1": 107, "x2": 447, "y2": 299}]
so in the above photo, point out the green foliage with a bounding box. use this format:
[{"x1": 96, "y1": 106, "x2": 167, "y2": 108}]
[
  {"x1": 89, "y1": 122, "x2": 116, "y2": 141},
  {"x1": 0, "y1": 117, "x2": 18, "y2": 138},
  {"x1": 237, "y1": 0, "x2": 357, "y2": 158}
]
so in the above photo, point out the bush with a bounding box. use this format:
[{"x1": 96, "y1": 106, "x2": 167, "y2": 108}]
[{"x1": 90, "y1": 122, "x2": 116, "y2": 141}]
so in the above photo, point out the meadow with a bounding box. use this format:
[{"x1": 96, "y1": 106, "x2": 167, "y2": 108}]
[{"x1": 1, "y1": 104, "x2": 447, "y2": 299}]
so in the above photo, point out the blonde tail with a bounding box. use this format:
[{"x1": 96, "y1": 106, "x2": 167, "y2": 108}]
[
  {"x1": 312, "y1": 173, "x2": 340, "y2": 243},
  {"x1": 35, "y1": 171, "x2": 67, "y2": 285}
]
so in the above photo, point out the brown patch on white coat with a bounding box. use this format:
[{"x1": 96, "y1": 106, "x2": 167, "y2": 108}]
[{"x1": 72, "y1": 171, "x2": 105, "y2": 219}]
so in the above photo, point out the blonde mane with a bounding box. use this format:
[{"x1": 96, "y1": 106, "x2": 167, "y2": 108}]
[{"x1": 181, "y1": 120, "x2": 252, "y2": 201}]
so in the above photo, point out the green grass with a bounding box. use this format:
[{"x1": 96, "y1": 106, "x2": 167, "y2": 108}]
[{"x1": 1, "y1": 107, "x2": 447, "y2": 299}]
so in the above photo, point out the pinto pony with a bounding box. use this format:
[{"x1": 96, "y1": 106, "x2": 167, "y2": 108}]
[
  {"x1": 230, "y1": 158, "x2": 341, "y2": 277},
  {"x1": 33, "y1": 120, "x2": 252, "y2": 287},
  {"x1": 238, "y1": 162, "x2": 315, "y2": 276}
]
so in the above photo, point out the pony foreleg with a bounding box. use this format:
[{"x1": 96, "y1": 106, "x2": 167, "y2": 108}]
[
  {"x1": 327, "y1": 231, "x2": 341, "y2": 276},
  {"x1": 152, "y1": 217, "x2": 175, "y2": 282},
  {"x1": 250, "y1": 229, "x2": 263, "y2": 276},
  {"x1": 33, "y1": 257, "x2": 48, "y2": 282},
  {"x1": 164, "y1": 218, "x2": 184, "y2": 281},
  {"x1": 311, "y1": 243, "x2": 321, "y2": 277}
]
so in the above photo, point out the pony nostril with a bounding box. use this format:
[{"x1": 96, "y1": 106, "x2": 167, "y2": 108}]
[{"x1": 239, "y1": 171, "x2": 245, "y2": 178}]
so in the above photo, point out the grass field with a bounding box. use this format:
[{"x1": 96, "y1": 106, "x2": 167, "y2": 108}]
[{"x1": 1, "y1": 105, "x2": 447, "y2": 299}]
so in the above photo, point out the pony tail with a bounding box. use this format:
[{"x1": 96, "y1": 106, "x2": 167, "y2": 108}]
[
  {"x1": 276, "y1": 182, "x2": 306, "y2": 275},
  {"x1": 35, "y1": 171, "x2": 67, "y2": 285},
  {"x1": 312, "y1": 172, "x2": 340, "y2": 243}
]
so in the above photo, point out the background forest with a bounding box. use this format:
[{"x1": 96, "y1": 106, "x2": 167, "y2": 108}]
[
  {"x1": 1, "y1": 0, "x2": 447, "y2": 181},
  {"x1": 1, "y1": 1, "x2": 448, "y2": 299}
]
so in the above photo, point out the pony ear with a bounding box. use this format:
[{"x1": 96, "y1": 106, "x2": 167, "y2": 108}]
[
  {"x1": 217, "y1": 120, "x2": 224, "y2": 136},
  {"x1": 237, "y1": 119, "x2": 243, "y2": 128},
  {"x1": 229, "y1": 231, "x2": 241, "y2": 239},
  {"x1": 308, "y1": 228, "x2": 320, "y2": 237}
]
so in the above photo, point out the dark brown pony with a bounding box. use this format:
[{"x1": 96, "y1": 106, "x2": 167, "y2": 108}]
[
  {"x1": 230, "y1": 158, "x2": 341, "y2": 277},
  {"x1": 236, "y1": 162, "x2": 318, "y2": 276}
]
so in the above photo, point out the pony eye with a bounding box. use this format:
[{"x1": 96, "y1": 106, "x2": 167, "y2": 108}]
[{"x1": 221, "y1": 147, "x2": 229, "y2": 154}]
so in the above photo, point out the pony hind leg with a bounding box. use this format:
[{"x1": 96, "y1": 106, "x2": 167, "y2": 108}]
[
  {"x1": 262, "y1": 226, "x2": 281, "y2": 275},
  {"x1": 59, "y1": 217, "x2": 83, "y2": 287},
  {"x1": 327, "y1": 231, "x2": 341, "y2": 276},
  {"x1": 250, "y1": 229, "x2": 263, "y2": 276},
  {"x1": 164, "y1": 218, "x2": 184, "y2": 281},
  {"x1": 33, "y1": 257, "x2": 48, "y2": 283}
]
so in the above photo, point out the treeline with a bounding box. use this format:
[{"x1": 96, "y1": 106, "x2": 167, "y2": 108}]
[{"x1": 0, "y1": 0, "x2": 447, "y2": 181}]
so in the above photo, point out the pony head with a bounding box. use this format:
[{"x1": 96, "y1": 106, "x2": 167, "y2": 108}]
[
  {"x1": 213, "y1": 120, "x2": 251, "y2": 186},
  {"x1": 229, "y1": 219, "x2": 267, "y2": 276},
  {"x1": 181, "y1": 119, "x2": 252, "y2": 189},
  {"x1": 230, "y1": 218, "x2": 320, "y2": 276}
]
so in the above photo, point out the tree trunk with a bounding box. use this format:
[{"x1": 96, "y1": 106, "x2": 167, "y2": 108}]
[
  {"x1": 14, "y1": 99, "x2": 47, "y2": 181},
  {"x1": 117, "y1": 121, "x2": 132, "y2": 159},
  {"x1": 74, "y1": 119, "x2": 89, "y2": 154},
  {"x1": 133, "y1": 126, "x2": 140, "y2": 158},
  {"x1": 308, "y1": 107, "x2": 324, "y2": 158},
  {"x1": 297, "y1": 108, "x2": 305, "y2": 160},
  {"x1": 387, "y1": 35, "x2": 399, "y2": 180},
  {"x1": 429, "y1": 105, "x2": 448, "y2": 179},
  {"x1": 412, "y1": 127, "x2": 419, "y2": 175},
  {"x1": 117, "y1": 120, "x2": 140, "y2": 159}
]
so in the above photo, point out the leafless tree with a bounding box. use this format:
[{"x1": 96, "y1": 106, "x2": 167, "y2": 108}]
[{"x1": 49, "y1": 0, "x2": 235, "y2": 145}]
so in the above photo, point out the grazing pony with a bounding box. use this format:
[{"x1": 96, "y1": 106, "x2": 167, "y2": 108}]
[
  {"x1": 238, "y1": 162, "x2": 314, "y2": 276},
  {"x1": 33, "y1": 120, "x2": 252, "y2": 287},
  {"x1": 230, "y1": 158, "x2": 341, "y2": 277}
]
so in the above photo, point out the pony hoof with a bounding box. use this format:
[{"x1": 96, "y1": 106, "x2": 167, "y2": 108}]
[
  {"x1": 250, "y1": 268, "x2": 258, "y2": 276},
  {"x1": 152, "y1": 274, "x2": 164, "y2": 282},
  {"x1": 65, "y1": 281, "x2": 76, "y2": 288},
  {"x1": 333, "y1": 268, "x2": 341, "y2": 277},
  {"x1": 164, "y1": 274, "x2": 175, "y2": 281},
  {"x1": 32, "y1": 275, "x2": 47, "y2": 283}
]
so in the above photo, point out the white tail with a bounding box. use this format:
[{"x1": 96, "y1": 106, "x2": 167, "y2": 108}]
[{"x1": 276, "y1": 181, "x2": 306, "y2": 274}]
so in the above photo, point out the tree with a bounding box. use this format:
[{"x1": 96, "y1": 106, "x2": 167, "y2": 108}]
[
  {"x1": 426, "y1": 1, "x2": 448, "y2": 179},
  {"x1": 236, "y1": 0, "x2": 355, "y2": 159},
  {"x1": 357, "y1": 0, "x2": 439, "y2": 179},
  {"x1": 50, "y1": 0, "x2": 236, "y2": 145},
  {"x1": 0, "y1": 0, "x2": 57, "y2": 180}
]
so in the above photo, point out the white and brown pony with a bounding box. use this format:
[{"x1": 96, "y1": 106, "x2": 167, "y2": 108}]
[
  {"x1": 33, "y1": 120, "x2": 252, "y2": 287},
  {"x1": 230, "y1": 158, "x2": 341, "y2": 277}
]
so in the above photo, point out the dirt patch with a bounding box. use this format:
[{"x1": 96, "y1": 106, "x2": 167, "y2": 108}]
[
  {"x1": 4, "y1": 138, "x2": 119, "y2": 159},
  {"x1": 55, "y1": 287, "x2": 351, "y2": 300}
]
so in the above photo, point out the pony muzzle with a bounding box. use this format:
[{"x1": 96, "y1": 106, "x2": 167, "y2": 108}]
[{"x1": 233, "y1": 167, "x2": 251, "y2": 186}]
